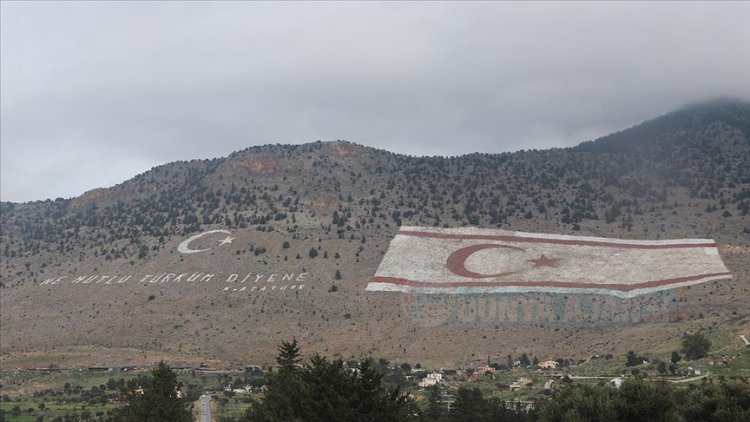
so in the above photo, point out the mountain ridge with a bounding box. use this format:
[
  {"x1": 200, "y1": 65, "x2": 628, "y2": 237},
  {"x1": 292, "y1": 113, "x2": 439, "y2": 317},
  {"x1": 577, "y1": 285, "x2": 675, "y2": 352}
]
[
  {"x1": 3, "y1": 98, "x2": 747, "y2": 207},
  {"x1": 576, "y1": 98, "x2": 750, "y2": 153}
]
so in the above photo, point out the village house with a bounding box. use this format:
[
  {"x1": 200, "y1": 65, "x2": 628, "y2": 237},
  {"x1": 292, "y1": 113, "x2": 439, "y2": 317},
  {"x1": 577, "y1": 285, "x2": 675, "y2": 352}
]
[
  {"x1": 419, "y1": 372, "x2": 443, "y2": 387},
  {"x1": 539, "y1": 360, "x2": 559, "y2": 369},
  {"x1": 476, "y1": 365, "x2": 496, "y2": 373}
]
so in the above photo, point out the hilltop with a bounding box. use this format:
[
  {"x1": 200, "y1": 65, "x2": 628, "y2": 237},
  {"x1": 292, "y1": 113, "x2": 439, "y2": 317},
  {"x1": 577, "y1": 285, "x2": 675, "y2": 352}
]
[{"x1": 1, "y1": 99, "x2": 749, "y2": 370}]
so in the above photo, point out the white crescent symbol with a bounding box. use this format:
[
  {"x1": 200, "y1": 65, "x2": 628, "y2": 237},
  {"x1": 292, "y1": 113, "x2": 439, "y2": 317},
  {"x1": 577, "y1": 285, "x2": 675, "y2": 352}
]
[{"x1": 177, "y1": 230, "x2": 232, "y2": 254}]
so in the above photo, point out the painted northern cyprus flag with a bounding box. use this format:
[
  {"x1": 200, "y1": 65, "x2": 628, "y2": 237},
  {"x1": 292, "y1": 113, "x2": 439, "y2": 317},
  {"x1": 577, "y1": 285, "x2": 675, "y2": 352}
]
[{"x1": 367, "y1": 227, "x2": 731, "y2": 298}]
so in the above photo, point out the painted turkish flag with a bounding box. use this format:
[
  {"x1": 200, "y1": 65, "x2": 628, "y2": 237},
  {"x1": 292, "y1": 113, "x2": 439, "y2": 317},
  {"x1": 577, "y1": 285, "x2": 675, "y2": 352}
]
[{"x1": 367, "y1": 227, "x2": 731, "y2": 298}]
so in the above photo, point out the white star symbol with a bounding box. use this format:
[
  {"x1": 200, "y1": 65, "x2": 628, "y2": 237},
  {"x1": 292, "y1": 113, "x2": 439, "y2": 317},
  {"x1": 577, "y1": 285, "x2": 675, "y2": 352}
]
[{"x1": 219, "y1": 236, "x2": 235, "y2": 246}]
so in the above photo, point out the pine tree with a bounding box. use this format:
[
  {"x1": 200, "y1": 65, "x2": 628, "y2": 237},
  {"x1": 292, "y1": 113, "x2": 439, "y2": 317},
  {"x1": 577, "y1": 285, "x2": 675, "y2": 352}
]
[
  {"x1": 424, "y1": 384, "x2": 446, "y2": 421},
  {"x1": 245, "y1": 339, "x2": 305, "y2": 422},
  {"x1": 243, "y1": 340, "x2": 417, "y2": 421},
  {"x1": 451, "y1": 387, "x2": 488, "y2": 422},
  {"x1": 276, "y1": 338, "x2": 301, "y2": 369},
  {"x1": 113, "y1": 361, "x2": 192, "y2": 422}
]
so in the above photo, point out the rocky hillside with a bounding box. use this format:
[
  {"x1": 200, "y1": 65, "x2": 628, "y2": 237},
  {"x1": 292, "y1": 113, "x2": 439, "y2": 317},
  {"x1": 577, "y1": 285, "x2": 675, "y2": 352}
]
[{"x1": 1, "y1": 99, "x2": 748, "y2": 369}]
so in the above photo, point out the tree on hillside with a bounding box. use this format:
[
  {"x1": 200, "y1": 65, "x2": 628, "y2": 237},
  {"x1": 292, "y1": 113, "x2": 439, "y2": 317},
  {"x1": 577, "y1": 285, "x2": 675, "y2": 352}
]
[
  {"x1": 450, "y1": 387, "x2": 487, "y2": 422},
  {"x1": 244, "y1": 339, "x2": 417, "y2": 422},
  {"x1": 626, "y1": 351, "x2": 647, "y2": 367},
  {"x1": 113, "y1": 361, "x2": 192, "y2": 422},
  {"x1": 682, "y1": 333, "x2": 711, "y2": 360},
  {"x1": 519, "y1": 353, "x2": 531, "y2": 367},
  {"x1": 449, "y1": 386, "x2": 535, "y2": 422},
  {"x1": 537, "y1": 379, "x2": 616, "y2": 422},
  {"x1": 680, "y1": 378, "x2": 750, "y2": 421},
  {"x1": 534, "y1": 377, "x2": 750, "y2": 422},
  {"x1": 613, "y1": 379, "x2": 678, "y2": 422},
  {"x1": 246, "y1": 338, "x2": 306, "y2": 421},
  {"x1": 424, "y1": 385, "x2": 446, "y2": 421}
]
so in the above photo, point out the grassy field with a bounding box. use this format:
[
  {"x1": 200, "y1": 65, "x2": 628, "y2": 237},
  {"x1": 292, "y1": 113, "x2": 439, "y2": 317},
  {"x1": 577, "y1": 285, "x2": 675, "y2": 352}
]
[
  {"x1": 0, "y1": 398, "x2": 114, "y2": 421},
  {"x1": 0, "y1": 367, "x2": 239, "y2": 421}
]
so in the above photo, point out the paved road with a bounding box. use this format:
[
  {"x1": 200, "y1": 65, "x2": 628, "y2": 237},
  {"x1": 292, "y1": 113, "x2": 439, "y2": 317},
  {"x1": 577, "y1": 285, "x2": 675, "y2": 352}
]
[{"x1": 200, "y1": 394, "x2": 212, "y2": 422}]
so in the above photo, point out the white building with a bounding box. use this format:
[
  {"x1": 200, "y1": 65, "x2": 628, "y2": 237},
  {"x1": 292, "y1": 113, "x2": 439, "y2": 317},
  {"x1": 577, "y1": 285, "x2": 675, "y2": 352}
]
[
  {"x1": 540, "y1": 360, "x2": 559, "y2": 369},
  {"x1": 418, "y1": 372, "x2": 443, "y2": 387}
]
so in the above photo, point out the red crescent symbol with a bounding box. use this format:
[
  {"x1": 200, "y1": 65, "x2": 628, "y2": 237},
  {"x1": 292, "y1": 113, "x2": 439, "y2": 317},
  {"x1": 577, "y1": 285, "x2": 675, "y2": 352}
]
[{"x1": 446, "y1": 244, "x2": 525, "y2": 279}]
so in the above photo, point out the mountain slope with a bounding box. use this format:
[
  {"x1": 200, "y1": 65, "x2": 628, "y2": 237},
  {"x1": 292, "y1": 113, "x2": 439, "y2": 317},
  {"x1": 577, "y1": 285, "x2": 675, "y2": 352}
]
[
  {"x1": 576, "y1": 98, "x2": 750, "y2": 153},
  {"x1": 1, "y1": 100, "x2": 749, "y2": 369}
]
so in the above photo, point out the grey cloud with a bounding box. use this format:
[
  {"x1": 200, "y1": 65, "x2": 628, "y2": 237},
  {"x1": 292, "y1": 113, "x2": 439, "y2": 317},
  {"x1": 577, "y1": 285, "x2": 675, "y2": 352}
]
[{"x1": 2, "y1": 2, "x2": 749, "y2": 201}]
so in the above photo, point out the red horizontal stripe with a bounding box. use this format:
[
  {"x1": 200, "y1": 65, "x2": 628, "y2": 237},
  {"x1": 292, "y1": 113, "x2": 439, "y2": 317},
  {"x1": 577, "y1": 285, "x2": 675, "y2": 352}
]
[
  {"x1": 397, "y1": 230, "x2": 716, "y2": 250},
  {"x1": 370, "y1": 272, "x2": 731, "y2": 292}
]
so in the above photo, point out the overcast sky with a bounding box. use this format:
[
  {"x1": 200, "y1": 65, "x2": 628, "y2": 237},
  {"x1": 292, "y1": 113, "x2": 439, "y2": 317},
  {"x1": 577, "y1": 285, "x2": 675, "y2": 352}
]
[{"x1": 2, "y1": 2, "x2": 749, "y2": 203}]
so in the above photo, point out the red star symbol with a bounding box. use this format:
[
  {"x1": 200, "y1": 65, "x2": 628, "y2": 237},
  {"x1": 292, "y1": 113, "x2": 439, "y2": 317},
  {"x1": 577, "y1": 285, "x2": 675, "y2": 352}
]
[{"x1": 528, "y1": 254, "x2": 561, "y2": 268}]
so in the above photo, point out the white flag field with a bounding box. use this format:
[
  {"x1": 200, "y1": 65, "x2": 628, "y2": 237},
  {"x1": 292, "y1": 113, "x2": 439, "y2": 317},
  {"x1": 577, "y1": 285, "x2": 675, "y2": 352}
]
[{"x1": 367, "y1": 227, "x2": 732, "y2": 298}]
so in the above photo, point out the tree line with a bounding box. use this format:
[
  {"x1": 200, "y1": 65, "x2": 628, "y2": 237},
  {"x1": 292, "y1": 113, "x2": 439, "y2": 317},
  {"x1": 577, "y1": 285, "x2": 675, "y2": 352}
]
[{"x1": 107, "y1": 339, "x2": 749, "y2": 422}]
